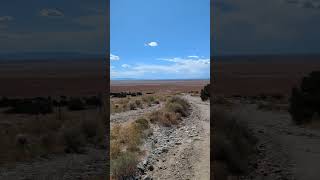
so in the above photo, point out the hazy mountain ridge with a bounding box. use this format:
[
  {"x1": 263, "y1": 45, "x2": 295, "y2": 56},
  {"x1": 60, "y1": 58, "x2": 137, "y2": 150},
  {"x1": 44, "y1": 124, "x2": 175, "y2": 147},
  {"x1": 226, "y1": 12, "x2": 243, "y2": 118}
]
[{"x1": 0, "y1": 52, "x2": 106, "y2": 61}]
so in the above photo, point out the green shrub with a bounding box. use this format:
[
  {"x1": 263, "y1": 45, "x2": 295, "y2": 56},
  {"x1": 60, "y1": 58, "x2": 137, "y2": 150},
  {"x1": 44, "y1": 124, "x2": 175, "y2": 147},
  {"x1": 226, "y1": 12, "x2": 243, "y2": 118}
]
[
  {"x1": 135, "y1": 100, "x2": 142, "y2": 108},
  {"x1": 166, "y1": 96, "x2": 189, "y2": 117},
  {"x1": 81, "y1": 119, "x2": 100, "y2": 139},
  {"x1": 149, "y1": 110, "x2": 180, "y2": 127},
  {"x1": 200, "y1": 84, "x2": 211, "y2": 101},
  {"x1": 129, "y1": 102, "x2": 137, "y2": 110},
  {"x1": 61, "y1": 126, "x2": 86, "y2": 153},
  {"x1": 135, "y1": 118, "x2": 149, "y2": 130},
  {"x1": 6, "y1": 98, "x2": 53, "y2": 114},
  {"x1": 142, "y1": 96, "x2": 155, "y2": 103},
  {"x1": 111, "y1": 152, "x2": 138, "y2": 179},
  {"x1": 67, "y1": 98, "x2": 85, "y2": 111},
  {"x1": 289, "y1": 71, "x2": 320, "y2": 124}
]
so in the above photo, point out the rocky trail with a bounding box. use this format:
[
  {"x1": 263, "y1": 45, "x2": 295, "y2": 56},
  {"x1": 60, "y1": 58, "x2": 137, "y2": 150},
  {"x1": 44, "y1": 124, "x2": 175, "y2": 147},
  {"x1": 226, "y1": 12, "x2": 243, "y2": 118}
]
[
  {"x1": 233, "y1": 103, "x2": 320, "y2": 180},
  {"x1": 137, "y1": 95, "x2": 210, "y2": 180}
]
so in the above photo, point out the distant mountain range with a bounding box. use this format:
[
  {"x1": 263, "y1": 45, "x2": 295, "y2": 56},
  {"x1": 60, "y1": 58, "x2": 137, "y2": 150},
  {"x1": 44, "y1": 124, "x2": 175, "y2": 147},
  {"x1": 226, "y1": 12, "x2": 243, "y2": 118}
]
[
  {"x1": 213, "y1": 54, "x2": 320, "y2": 62},
  {"x1": 0, "y1": 52, "x2": 106, "y2": 61}
]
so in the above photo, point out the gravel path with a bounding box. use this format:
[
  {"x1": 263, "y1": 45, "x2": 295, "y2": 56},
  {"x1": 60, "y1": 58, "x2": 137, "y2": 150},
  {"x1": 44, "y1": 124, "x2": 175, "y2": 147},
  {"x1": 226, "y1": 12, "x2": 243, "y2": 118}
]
[
  {"x1": 139, "y1": 95, "x2": 210, "y2": 180},
  {"x1": 234, "y1": 103, "x2": 320, "y2": 180}
]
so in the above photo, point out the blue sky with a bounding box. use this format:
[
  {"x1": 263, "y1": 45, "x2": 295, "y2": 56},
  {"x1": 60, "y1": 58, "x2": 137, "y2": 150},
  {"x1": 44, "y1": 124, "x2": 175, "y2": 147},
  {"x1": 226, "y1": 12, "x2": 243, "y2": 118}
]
[
  {"x1": 0, "y1": 0, "x2": 106, "y2": 54},
  {"x1": 214, "y1": 0, "x2": 320, "y2": 55},
  {"x1": 110, "y1": 0, "x2": 210, "y2": 80}
]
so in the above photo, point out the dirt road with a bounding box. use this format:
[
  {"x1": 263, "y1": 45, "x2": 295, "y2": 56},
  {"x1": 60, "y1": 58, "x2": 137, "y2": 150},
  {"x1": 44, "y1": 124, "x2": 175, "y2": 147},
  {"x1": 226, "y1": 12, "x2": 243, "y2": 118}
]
[
  {"x1": 234, "y1": 103, "x2": 320, "y2": 180},
  {"x1": 141, "y1": 95, "x2": 210, "y2": 180}
]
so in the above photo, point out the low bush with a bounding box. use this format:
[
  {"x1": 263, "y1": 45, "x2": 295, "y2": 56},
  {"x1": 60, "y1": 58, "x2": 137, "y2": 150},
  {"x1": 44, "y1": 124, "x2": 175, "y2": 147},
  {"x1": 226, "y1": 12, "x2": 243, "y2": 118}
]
[
  {"x1": 129, "y1": 102, "x2": 137, "y2": 110},
  {"x1": 81, "y1": 118, "x2": 102, "y2": 139},
  {"x1": 61, "y1": 125, "x2": 86, "y2": 153},
  {"x1": 5, "y1": 99, "x2": 53, "y2": 115},
  {"x1": 200, "y1": 84, "x2": 210, "y2": 101},
  {"x1": 110, "y1": 139, "x2": 121, "y2": 158},
  {"x1": 149, "y1": 96, "x2": 189, "y2": 127},
  {"x1": 213, "y1": 107, "x2": 257, "y2": 178},
  {"x1": 142, "y1": 96, "x2": 155, "y2": 104},
  {"x1": 111, "y1": 152, "x2": 138, "y2": 179},
  {"x1": 135, "y1": 100, "x2": 142, "y2": 108},
  {"x1": 289, "y1": 71, "x2": 320, "y2": 124},
  {"x1": 67, "y1": 98, "x2": 86, "y2": 111},
  {"x1": 214, "y1": 96, "x2": 231, "y2": 105},
  {"x1": 149, "y1": 110, "x2": 180, "y2": 127},
  {"x1": 84, "y1": 96, "x2": 102, "y2": 107},
  {"x1": 166, "y1": 96, "x2": 189, "y2": 116},
  {"x1": 135, "y1": 118, "x2": 149, "y2": 131},
  {"x1": 110, "y1": 119, "x2": 150, "y2": 159}
]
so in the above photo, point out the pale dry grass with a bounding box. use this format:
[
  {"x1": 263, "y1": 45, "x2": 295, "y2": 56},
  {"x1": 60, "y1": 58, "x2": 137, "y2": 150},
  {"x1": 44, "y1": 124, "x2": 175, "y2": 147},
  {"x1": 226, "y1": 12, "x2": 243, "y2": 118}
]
[
  {"x1": 148, "y1": 96, "x2": 189, "y2": 127},
  {"x1": 0, "y1": 106, "x2": 106, "y2": 165},
  {"x1": 110, "y1": 94, "x2": 170, "y2": 114},
  {"x1": 110, "y1": 118, "x2": 151, "y2": 179}
]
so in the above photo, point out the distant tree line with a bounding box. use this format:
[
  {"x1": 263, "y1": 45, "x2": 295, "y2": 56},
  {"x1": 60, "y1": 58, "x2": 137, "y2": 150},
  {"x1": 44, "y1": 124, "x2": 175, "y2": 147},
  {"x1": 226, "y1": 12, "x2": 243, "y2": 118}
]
[
  {"x1": 0, "y1": 95, "x2": 102, "y2": 114},
  {"x1": 110, "y1": 92, "x2": 143, "y2": 98},
  {"x1": 289, "y1": 71, "x2": 320, "y2": 124}
]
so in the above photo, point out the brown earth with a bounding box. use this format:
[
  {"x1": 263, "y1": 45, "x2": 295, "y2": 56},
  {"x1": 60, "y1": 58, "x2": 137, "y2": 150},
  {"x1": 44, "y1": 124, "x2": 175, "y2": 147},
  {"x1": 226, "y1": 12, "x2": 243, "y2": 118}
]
[
  {"x1": 111, "y1": 80, "x2": 209, "y2": 93},
  {"x1": 213, "y1": 62, "x2": 320, "y2": 96},
  {"x1": 0, "y1": 59, "x2": 106, "y2": 97}
]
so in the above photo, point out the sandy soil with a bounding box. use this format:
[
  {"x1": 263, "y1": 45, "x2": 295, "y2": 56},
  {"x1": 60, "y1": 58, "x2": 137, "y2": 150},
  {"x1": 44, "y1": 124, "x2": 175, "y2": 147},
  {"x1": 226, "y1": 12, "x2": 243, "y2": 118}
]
[
  {"x1": 232, "y1": 102, "x2": 320, "y2": 180},
  {"x1": 143, "y1": 95, "x2": 210, "y2": 180}
]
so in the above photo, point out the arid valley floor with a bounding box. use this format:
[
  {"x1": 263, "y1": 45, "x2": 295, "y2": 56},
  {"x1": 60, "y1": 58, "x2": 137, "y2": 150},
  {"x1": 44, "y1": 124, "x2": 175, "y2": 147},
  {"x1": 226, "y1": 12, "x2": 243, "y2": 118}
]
[
  {"x1": 212, "y1": 61, "x2": 320, "y2": 180},
  {"x1": 110, "y1": 80, "x2": 210, "y2": 179}
]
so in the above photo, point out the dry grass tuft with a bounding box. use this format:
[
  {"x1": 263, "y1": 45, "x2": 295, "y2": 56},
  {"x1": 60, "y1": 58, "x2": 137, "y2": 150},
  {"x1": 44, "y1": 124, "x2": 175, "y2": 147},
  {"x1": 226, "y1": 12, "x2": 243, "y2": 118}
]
[
  {"x1": 110, "y1": 152, "x2": 138, "y2": 180},
  {"x1": 149, "y1": 96, "x2": 189, "y2": 127},
  {"x1": 110, "y1": 118, "x2": 151, "y2": 179},
  {"x1": 213, "y1": 107, "x2": 257, "y2": 178},
  {"x1": 111, "y1": 95, "x2": 162, "y2": 114},
  {"x1": 0, "y1": 104, "x2": 107, "y2": 165}
]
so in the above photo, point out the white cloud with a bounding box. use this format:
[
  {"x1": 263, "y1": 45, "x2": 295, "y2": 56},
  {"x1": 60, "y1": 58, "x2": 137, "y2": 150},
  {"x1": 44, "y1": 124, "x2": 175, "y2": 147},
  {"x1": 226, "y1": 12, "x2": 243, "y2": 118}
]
[
  {"x1": 110, "y1": 54, "x2": 120, "y2": 61},
  {"x1": 0, "y1": 16, "x2": 13, "y2": 22},
  {"x1": 188, "y1": 55, "x2": 199, "y2": 58},
  {"x1": 73, "y1": 15, "x2": 104, "y2": 27},
  {"x1": 144, "y1": 41, "x2": 158, "y2": 47},
  {"x1": 0, "y1": 16, "x2": 14, "y2": 29},
  {"x1": 40, "y1": 9, "x2": 64, "y2": 17},
  {"x1": 111, "y1": 56, "x2": 210, "y2": 79},
  {"x1": 121, "y1": 64, "x2": 131, "y2": 68}
]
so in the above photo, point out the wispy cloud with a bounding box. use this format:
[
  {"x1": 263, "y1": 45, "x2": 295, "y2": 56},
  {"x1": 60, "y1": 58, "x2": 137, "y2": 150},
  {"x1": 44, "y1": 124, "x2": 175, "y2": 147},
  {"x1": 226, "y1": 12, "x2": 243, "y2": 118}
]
[
  {"x1": 111, "y1": 56, "x2": 210, "y2": 79},
  {"x1": 144, "y1": 41, "x2": 158, "y2": 47},
  {"x1": 187, "y1": 55, "x2": 200, "y2": 58},
  {"x1": 40, "y1": 9, "x2": 64, "y2": 17},
  {"x1": 285, "y1": 0, "x2": 320, "y2": 9},
  {"x1": 110, "y1": 54, "x2": 120, "y2": 61},
  {"x1": 0, "y1": 16, "x2": 14, "y2": 29},
  {"x1": 121, "y1": 64, "x2": 130, "y2": 68},
  {"x1": 0, "y1": 16, "x2": 14, "y2": 22}
]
